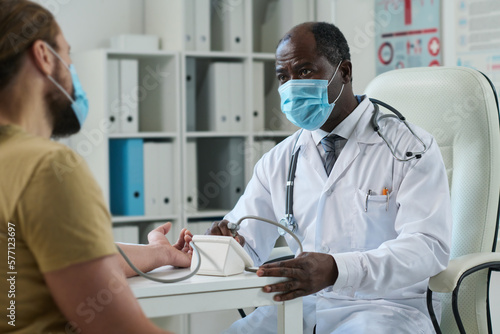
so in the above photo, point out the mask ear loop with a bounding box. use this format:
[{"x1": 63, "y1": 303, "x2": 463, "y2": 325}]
[
  {"x1": 327, "y1": 60, "x2": 345, "y2": 104},
  {"x1": 43, "y1": 42, "x2": 76, "y2": 104}
]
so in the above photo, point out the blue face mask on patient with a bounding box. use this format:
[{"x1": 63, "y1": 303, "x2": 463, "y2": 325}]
[
  {"x1": 278, "y1": 61, "x2": 344, "y2": 131},
  {"x1": 45, "y1": 43, "x2": 89, "y2": 128}
]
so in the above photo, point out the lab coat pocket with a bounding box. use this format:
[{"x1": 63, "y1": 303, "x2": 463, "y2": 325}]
[{"x1": 351, "y1": 188, "x2": 398, "y2": 251}]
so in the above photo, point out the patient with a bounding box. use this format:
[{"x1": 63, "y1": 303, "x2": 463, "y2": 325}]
[{"x1": 0, "y1": 1, "x2": 188, "y2": 333}]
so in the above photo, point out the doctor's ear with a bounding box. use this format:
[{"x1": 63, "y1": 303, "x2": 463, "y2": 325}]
[{"x1": 339, "y1": 60, "x2": 353, "y2": 84}]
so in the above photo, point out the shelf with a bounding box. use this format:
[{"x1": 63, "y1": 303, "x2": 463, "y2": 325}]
[
  {"x1": 109, "y1": 132, "x2": 178, "y2": 139},
  {"x1": 184, "y1": 51, "x2": 249, "y2": 59},
  {"x1": 112, "y1": 215, "x2": 179, "y2": 224},
  {"x1": 185, "y1": 210, "x2": 229, "y2": 220},
  {"x1": 107, "y1": 49, "x2": 178, "y2": 58},
  {"x1": 251, "y1": 52, "x2": 276, "y2": 60},
  {"x1": 185, "y1": 132, "x2": 250, "y2": 138},
  {"x1": 253, "y1": 130, "x2": 297, "y2": 137}
]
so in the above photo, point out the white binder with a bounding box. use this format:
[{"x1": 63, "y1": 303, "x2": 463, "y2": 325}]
[
  {"x1": 113, "y1": 226, "x2": 139, "y2": 244},
  {"x1": 198, "y1": 62, "x2": 230, "y2": 132},
  {"x1": 186, "y1": 58, "x2": 197, "y2": 131},
  {"x1": 185, "y1": 140, "x2": 198, "y2": 212},
  {"x1": 195, "y1": 0, "x2": 210, "y2": 51},
  {"x1": 229, "y1": 63, "x2": 245, "y2": 132},
  {"x1": 143, "y1": 142, "x2": 160, "y2": 216},
  {"x1": 184, "y1": 0, "x2": 196, "y2": 51},
  {"x1": 252, "y1": 61, "x2": 265, "y2": 132},
  {"x1": 107, "y1": 59, "x2": 121, "y2": 133},
  {"x1": 158, "y1": 142, "x2": 175, "y2": 215},
  {"x1": 119, "y1": 59, "x2": 139, "y2": 133},
  {"x1": 211, "y1": 0, "x2": 245, "y2": 52}
]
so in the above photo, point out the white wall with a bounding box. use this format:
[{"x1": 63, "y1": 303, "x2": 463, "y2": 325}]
[{"x1": 33, "y1": 0, "x2": 144, "y2": 52}]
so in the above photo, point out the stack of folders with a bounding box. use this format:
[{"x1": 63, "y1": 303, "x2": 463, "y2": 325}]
[
  {"x1": 109, "y1": 139, "x2": 175, "y2": 217},
  {"x1": 198, "y1": 62, "x2": 245, "y2": 132},
  {"x1": 112, "y1": 225, "x2": 139, "y2": 244},
  {"x1": 107, "y1": 59, "x2": 139, "y2": 134},
  {"x1": 184, "y1": 0, "x2": 211, "y2": 51},
  {"x1": 210, "y1": 0, "x2": 245, "y2": 52},
  {"x1": 260, "y1": 0, "x2": 310, "y2": 53}
]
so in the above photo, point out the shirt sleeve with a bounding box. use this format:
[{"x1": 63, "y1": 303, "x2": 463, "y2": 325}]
[
  {"x1": 331, "y1": 138, "x2": 453, "y2": 296},
  {"x1": 17, "y1": 147, "x2": 117, "y2": 273}
]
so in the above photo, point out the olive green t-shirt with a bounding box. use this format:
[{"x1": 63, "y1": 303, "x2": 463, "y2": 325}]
[{"x1": 0, "y1": 125, "x2": 117, "y2": 333}]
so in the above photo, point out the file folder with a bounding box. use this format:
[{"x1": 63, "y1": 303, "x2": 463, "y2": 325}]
[
  {"x1": 113, "y1": 226, "x2": 139, "y2": 244},
  {"x1": 195, "y1": 0, "x2": 210, "y2": 51},
  {"x1": 158, "y1": 142, "x2": 175, "y2": 215},
  {"x1": 143, "y1": 142, "x2": 160, "y2": 216},
  {"x1": 107, "y1": 59, "x2": 121, "y2": 133},
  {"x1": 229, "y1": 63, "x2": 245, "y2": 132},
  {"x1": 119, "y1": 59, "x2": 139, "y2": 133},
  {"x1": 186, "y1": 58, "x2": 197, "y2": 131},
  {"x1": 252, "y1": 62, "x2": 265, "y2": 132},
  {"x1": 198, "y1": 62, "x2": 230, "y2": 131},
  {"x1": 184, "y1": 0, "x2": 196, "y2": 51},
  {"x1": 185, "y1": 140, "x2": 198, "y2": 212},
  {"x1": 211, "y1": 0, "x2": 245, "y2": 52},
  {"x1": 109, "y1": 139, "x2": 145, "y2": 216}
]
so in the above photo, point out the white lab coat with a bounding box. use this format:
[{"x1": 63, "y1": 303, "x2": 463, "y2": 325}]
[{"x1": 223, "y1": 98, "x2": 452, "y2": 334}]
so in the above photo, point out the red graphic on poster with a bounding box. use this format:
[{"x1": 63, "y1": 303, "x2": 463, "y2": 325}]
[
  {"x1": 429, "y1": 59, "x2": 440, "y2": 66},
  {"x1": 378, "y1": 42, "x2": 394, "y2": 65},
  {"x1": 428, "y1": 37, "x2": 440, "y2": 56}
]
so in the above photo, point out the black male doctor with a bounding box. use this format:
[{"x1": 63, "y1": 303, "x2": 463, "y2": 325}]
[{"x1": 209, "y1": 22, "x2": 452, "y2": 333}]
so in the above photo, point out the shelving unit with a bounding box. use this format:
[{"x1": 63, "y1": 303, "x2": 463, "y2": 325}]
[{"x1": 69, "y1": 0, "x2": 316, "y2": 332}]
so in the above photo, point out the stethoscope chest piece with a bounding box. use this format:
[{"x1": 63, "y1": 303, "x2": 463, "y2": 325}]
[{"x1": 279, "y1": 216, "x2": 297, "y2": 236}]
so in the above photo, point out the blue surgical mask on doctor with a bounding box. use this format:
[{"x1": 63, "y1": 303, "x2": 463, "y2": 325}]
[
  {"x1": 278, "y1": 61, "x2": 344, "y2": 131},
  {"x1": 44, "y1": 42, "x2": 89, "y2": 128}
]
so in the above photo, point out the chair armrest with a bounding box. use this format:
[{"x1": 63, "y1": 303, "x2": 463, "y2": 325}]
[{"x1": 429, "y1": 252, "x2": 500, "y2": 293}]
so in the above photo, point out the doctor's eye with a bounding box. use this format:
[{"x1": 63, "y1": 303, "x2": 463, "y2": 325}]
[
  {"x1": 277, "y1": 74, "x2": 288, "y2": 82},
  {"x1": 300, "y1": 69, "x2": 312, "y2": 77}
]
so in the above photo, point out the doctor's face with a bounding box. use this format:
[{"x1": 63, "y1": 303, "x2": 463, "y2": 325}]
[{"x1": 275, "y1": 29, "x2": 344, "y2": 105}]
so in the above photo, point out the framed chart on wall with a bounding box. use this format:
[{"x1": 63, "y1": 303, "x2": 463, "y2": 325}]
[{"x1": 375, "y1": 0, "x2": 442, "y2": 75}]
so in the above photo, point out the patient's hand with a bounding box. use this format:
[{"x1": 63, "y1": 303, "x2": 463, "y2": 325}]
[{"x1": 147, "y1": 222, "x2": 192, "y2": 268}]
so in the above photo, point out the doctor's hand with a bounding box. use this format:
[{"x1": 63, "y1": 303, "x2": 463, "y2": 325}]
[
  {"x1": 257, "y1": 252, "x2": 339, "y2": 302},
  {"x1": 147, "y1": 222, "x2": 192, "y2": 268},
  {"x1": 206, "y1": 220, "x2": 246, "y2": 247}
]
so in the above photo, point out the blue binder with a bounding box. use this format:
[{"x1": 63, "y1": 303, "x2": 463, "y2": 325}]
[{"x1": 109, "y1": 139, "x2": 144, "y2": 216}]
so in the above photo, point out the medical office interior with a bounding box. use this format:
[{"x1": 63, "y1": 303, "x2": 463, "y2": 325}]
[{"x1": 34, "y1": 0, "x2": 500, "y2": 332}]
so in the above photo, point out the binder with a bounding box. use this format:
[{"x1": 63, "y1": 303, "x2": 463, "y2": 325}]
[
  {"x1": 211, "y1": 0, "x2": 245, "y2": 52},
  {"x1": 119, "y1": 59, "x2": 139, "y2": 133},
  {"x1": 113, "y1": 226, "x2": 139, "y2": 244},
  {"x1": 107, "y1": 59, "x2": 121, "y2": 133},
  {"x1": 184, "y1": 0, "x2": 196, "y2": 51},
  {"x1": 229, "y1": 63, "x2": 245, "y2": 132},
  {"x1": 158, "y1": 142, "x2": 175, "y2": 215},
  {"x1": 197, "y1": 138, "x2": 245, "y2": 210},
  {"x1": 186, "y1": 58, "x2": 197, "y2": 131},
  {"x1": 185, "y1": 140, "x2": 198, "y2": 212},
  {"x1": 198, "y1": 62, "x2": 230, "y2": 131},
  {"x1": 195, "y1": 0, "x2": 210, "y2": 51},
  {"x1": 143, "y1": 142, "x2": 160, "y2": 216},
  {"x1": 109, "y1": 139, "x2": 145, "y2": 216},
  {"x1": 252, "y1": 62, "x2": 265, "y2": 132}
]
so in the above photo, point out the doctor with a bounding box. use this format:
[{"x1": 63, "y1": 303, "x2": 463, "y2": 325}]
[{"x1": 209, "y1": 22, "x2": 452, "y2": 333}]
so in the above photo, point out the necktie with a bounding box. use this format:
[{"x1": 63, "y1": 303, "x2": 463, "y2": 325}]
[{"x1": 321, "y1": 135, "x2": 344, "y2": 176}]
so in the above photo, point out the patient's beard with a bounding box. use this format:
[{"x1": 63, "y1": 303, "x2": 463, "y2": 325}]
[{"x1": 46, "y1": 64, "x2": 80, "y2": 139}]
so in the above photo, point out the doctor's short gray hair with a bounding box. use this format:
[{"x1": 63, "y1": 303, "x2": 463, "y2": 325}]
[{"x1": 311, "y1": 22, "x2": 351, "y2": 68}]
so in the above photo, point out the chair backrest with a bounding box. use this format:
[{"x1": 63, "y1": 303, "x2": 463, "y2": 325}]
[{"x1": 364, "y1": 66, "x2": 500, "y2": 334}]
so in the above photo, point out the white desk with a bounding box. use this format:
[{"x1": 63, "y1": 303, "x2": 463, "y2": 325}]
[{"x1": 128, "y1": 266, "x2": 303, "y2": 334}]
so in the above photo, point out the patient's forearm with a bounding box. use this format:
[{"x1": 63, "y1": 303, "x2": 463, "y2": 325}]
[{"x1": 116, "y1": 243, "x2": 167, "y2": 278}]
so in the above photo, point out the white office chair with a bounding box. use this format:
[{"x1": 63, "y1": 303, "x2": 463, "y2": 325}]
[{"x1": 364, "y1": 66, "x2": 500, "y2": 334}]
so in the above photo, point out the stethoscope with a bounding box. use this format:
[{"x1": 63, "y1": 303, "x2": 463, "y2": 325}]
[{"x1": 278, "y1": 98, "x2": 428, "y2": 236}]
